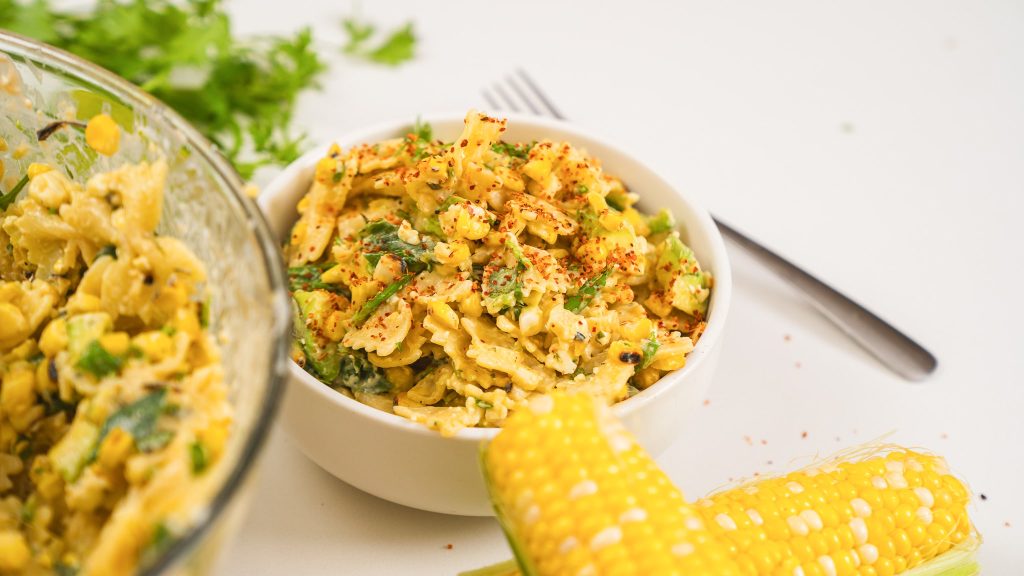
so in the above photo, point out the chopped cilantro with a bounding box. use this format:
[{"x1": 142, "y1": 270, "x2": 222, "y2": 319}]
[
  {"x1": 351, "y1": 274, "x2": 415, "y2": 326},
  {"x1": 189, "y1": 440, "x2": 209, "y2": 475},
  {"x1": 640, "y1": 331, "x2": 660, "y2": 369},
  {"x1": 90, "y1": 388, "x2": 171, "y2": 462},
  {"x1": 342, "y1": 18, "x2": 417, "y2": 66},
  {"x1": 0, "y1": 0, "x2": 328, "y2": 179},
  {"x1": 564, "y1": 267, "x2": 613, "y2": 314},
  {"x1": 360, "y1": 219, "x2": 433, "y2": 273},
  {"x1": 75, "y1": 340, "x2": 123, "y2": 378},
  {"x1": 288, "y1": 263, "x2": 349, "y2": 295},
  {"x1": 491, "y1": 141, "x2": 534, "y2": 160},
  {"x1": 0, "y1": 175, "x2": 29, "y2": 211}
]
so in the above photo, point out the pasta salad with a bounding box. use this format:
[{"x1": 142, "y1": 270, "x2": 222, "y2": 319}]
[
  {"x1": 0, "y1": 120, "x2": 230, "y2": 574},
  {"x1": 287, "y1": 111, "x2": 711, "y2": 436}
]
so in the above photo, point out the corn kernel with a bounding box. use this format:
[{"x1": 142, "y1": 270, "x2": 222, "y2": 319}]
[
  {"x1": 39, "y1": 318, "x2": 68, "y2": 356},
  {"x1": 428, "y1": 301, "x2": 459, "y2": 331},
  {"x1": 85, "y1": 113, "x2": 121, "y2": 156},
  {"x1": 98, "y1": 427, "x2": 135, "y2": 469},
  {"x1": 320, "y1": 264, "x2": 347, "y2": 284},
  {"x1": 0, "y1": 530, "x2": 30, "y2": 571},
  {"x1": 385, "y1": 366, "x2": 414, "y2": 390},
  {"x1": 99, "y1": 332, "x2": 130, "y2": 356},
  {"x1": 132, "y1": 331, "x2": 174, "y2": 361},
  {"x1": 27, "y1": 162, "x2": 53, "y2": 178},
  {"x1": 621, "y1": 318, "x2": 653, "y2": 342},
  {"x1": 459, "y1": 292, "x2": 483, "y2": 318}
]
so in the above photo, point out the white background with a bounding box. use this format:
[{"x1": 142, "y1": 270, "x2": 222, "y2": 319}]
[{"x1": 219, "y1": 1, "x2": 1024, "y2": 573}]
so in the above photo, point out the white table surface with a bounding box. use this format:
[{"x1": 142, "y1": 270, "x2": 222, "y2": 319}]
[{"x1": 220, "y1": 1, "x2": 1024, "y2": 573}]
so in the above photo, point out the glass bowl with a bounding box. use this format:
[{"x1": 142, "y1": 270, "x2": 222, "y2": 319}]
[{"x1": 0, "y1": 31, "x2": 290, "y2": 575}]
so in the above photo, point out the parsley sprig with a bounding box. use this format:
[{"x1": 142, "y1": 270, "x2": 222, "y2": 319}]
[
  {"x1": 1, "y1": 0, "x2": 327, "y2": 179},
  {"x1": 342, "y1": 17, "x2": 417, "y2": 66}
]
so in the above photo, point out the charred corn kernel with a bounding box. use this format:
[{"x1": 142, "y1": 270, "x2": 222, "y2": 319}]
[
  {"x1": 85, "y1": 113, "x2": 120, "y2": 156},
  {"x1": 483, "y1": 393, "x2": 742, "y2": 576},
  {"x1": 621, "y1": 318, "x2": 653, "y2": 342},
  {"x1": 608, "y1": 340, "x2": 643, "y2": 366},
  {"x1": 695, "y1": 449, "x2": 975, "y2": 575},
  {"x1": 459, "y1": 292, "x2": 483, "y2": 318},
  {"x1": 27, "y1": 162, "x2": 53, "y2": 178},
  {"x1": 315, "y1": 144, "x2": 345, "y2": 184},
  {"x1": 0, "y1": 530, "x2": 30, "y2": 571},
  {"x1": 320, "y1": 264, "x2": 346, "y2": 284},
  {"x1": 132, "y1": 331, "x2": 174, "y2": 361},
  {"x1": 98, "y1": 427, "x2": 134, "y2": 469},
  {"x1": 385, "y1": 366, "x2": 414, "y2": 390},
  {"x1": 39, "y1": 317, "x2": 67, "y2": 356},
  {"x1": 98, "y1": 332, "x2": 130, "y2": 356},
  {"x1": 428, "y1": 301, "x2": 459, "y2": 331}
]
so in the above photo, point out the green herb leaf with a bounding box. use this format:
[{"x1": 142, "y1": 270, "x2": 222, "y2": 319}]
[
  {"x1": 288, "y1": 264, "x2": 349, "y2": 295},
  {"x1": 640, "y1": 331, "x2": 660, "y2": 369},
  {"x1": 352, "y1": 274, "x2": 415, "y2": 326},
  {"x1": 360, "y1": 219, "x2": 433, "y2": 274},
  {"x1": 75, "y1": 340, "x2": 123, "y2": 378},
  {"x1": 2, "y1": 1, "x2": 327, "y2": 179},
  {"x1": 342, "y1": 18, "x2": 417, "y2": 67},
  {"x1": 491, "y1": 141, "x2": 534, "y2": 160},
  {"x1": 335, "y1": 351, "x2": 391, "y2": 394},
  {"x1": 368, "y1": 23, "x2": 416, "y2": 66},
  {"x1": 647, "y1": 208, "x2": 676, "y2": 234},
  {"x1": 189, "y1": 440, "x2": 209, "y2": 475},
  {"x1": 564, "y1": 267, "x2": 613, "y2": 314},
  {"x1": 0, "y1": 175, "x2": 29, "y2": 211},
  {"x1": 90, "y1": 388, "x2": 171, "y2": 462},
  {"x1": 341, "y1": 17, "x2": 375, "y2": 53}
]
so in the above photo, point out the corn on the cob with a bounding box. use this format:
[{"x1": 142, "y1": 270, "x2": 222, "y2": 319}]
[
  {"x1": 484, "y1": 394, "x2": 742, "y2": 576},
  {"x1": 697, "y1": 447, "x2": 973, "y2": 576},
  {"x1": 476, "y1": 393, "x2": 978, "y2": 576}
]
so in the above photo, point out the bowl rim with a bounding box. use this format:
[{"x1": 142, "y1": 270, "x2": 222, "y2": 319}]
[
  {"x1": 0, "y1": 31, "x2": 292, "y2": 574},
  {"x1": 264, "y1": 111, "x2": 732, "y2": 443}
]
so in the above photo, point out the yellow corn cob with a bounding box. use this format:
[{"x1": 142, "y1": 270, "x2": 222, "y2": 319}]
[
  {"x1": 483, "y1": 393, "x2": 742, "y2": 576},
  {"x1": 697, "y1": 447, "x2": 973, "y2": 576},
  {"x1": 475, "y1": 393, "x2": 978, "y2": 576}
]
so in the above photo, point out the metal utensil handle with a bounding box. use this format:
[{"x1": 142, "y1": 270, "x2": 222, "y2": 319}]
[{"x1": 713, "y1": 218, "x2": 938, "y2": 381}]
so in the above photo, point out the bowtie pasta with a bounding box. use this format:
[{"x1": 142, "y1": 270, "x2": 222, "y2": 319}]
[
  {"x1": 0, "y1": 155, "x2": 229, "y2": 574},
  {"x1": 287, "y1": 111, "x2": 711, "y2": 437}
]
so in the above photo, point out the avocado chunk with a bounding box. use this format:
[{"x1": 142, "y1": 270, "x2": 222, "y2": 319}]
[
  {"x1": 49, "y1": 417, "x2": 99, "y2": 482},
  {"x1": 292, "y1": 290, "x2": 391, "y2": 395},
  {"x1": 655, "y1": 233, "x2": 711, "y2": 317},
  {"x1": 292, "y1": 290, "x2": 343, "y2": 382}
]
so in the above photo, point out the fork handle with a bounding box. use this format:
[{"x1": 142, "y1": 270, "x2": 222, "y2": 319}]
[{"x1": 713, "y1": 217, "x2": 937, "y2": 381}]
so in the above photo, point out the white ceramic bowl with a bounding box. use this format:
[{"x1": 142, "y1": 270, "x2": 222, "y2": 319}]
[{"x1": 259, "y1": 113, "x2": 732, "y2": 516}]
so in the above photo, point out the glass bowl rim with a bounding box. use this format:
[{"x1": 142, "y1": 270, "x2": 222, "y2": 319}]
[{"x1": 0, "y1": 30, "x2": 291, "y2": 575}]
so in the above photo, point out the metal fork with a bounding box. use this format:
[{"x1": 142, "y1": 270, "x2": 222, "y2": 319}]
[{"x1": 484, "y1": 70, "x2": 937, "y2": 382}]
